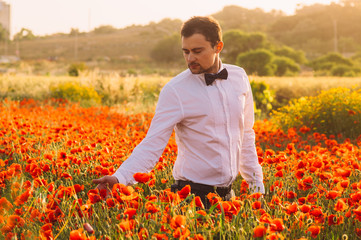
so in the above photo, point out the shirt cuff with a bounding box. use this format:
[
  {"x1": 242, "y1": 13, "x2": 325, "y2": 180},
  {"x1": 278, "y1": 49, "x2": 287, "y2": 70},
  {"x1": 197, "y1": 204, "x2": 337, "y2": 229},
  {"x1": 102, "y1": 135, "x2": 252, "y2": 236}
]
[
  {"x1": 112, "y1": 172, "x2": 127, "y2": 185},
  {"x1": 248, "y1": 181, "x2": 265, "y2": 194}
]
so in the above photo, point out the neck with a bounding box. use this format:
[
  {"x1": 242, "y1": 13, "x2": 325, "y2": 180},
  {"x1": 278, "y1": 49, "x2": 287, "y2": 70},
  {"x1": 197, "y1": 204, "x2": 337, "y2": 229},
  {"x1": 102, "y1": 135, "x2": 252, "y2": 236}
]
[{"x1": 208, "y1": 57, "x2": 221, "y2": 74}]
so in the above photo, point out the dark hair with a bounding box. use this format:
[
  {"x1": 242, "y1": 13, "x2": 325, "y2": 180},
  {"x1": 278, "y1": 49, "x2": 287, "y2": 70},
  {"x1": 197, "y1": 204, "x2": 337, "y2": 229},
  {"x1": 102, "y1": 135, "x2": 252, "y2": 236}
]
[{"x1": 181, "y1": 16, "x2": 222, "y2": 47}]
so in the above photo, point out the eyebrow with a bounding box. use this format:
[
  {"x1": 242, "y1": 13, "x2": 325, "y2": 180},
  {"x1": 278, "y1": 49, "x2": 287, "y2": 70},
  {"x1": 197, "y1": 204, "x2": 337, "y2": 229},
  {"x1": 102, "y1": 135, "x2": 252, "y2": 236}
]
[{"x1": 182, "y1": 47, "x2": 204, "y2": 52}]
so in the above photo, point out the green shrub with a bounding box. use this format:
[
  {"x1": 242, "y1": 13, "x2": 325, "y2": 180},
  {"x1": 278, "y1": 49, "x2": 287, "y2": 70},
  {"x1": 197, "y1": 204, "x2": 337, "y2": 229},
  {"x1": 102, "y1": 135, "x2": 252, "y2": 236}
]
[
  {"x1": 236, "y1": 49, "x2": 275, "y2": 76},
  {"x1": 308, "y1": 52, "x2": 361, "y2": 76},
  {"x1": 309, "y1": 52, "x2": 355, "y2": 75},
  {"x1": 331, "y1": 64, "x2": 361, "y2": 77},
  {"x1": 150, "y1": 33, "x2": 183, "y2": 63},
  {"x1": 271, "y1": 88, "x2": 361, "y2": 139},
  {"x1": 352, "y1": 52, "x2": 361, "y2": 65},
  {"x1": 272, "y1": 46, "x2": 307, "y2": 65},
  {"x1": 68, "y1": 62, "x2": 87, "y2": 76},
  {"x1": 272, "y1": 56, "x2": 300, "y2": 76},
  {"x1": 250, "y1": 80, "x2": 274, "y2": 118},
  {"x1": 223, "y1": 30, "x2": 268, "y2": 64},
  {"x1": 50, "y1": 81, "x2": 101, "y2": 107}
]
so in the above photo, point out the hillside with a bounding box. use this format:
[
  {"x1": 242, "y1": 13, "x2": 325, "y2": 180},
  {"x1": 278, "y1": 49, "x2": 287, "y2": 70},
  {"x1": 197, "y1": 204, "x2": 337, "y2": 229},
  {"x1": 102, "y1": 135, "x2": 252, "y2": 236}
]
[
  {"x1": 0, "y1": 2, "x2": 360, "y2": 74},
  {"x1": 4, "y1": 18, "x2": 183, "y2": 62}
]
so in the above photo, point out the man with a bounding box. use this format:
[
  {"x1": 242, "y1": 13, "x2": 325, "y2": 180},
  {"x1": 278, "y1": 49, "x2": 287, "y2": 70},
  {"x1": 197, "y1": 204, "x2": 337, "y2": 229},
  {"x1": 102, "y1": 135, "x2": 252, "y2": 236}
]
[{"x1": 93, "y1": 16, "x2": 265, "y2": 206}]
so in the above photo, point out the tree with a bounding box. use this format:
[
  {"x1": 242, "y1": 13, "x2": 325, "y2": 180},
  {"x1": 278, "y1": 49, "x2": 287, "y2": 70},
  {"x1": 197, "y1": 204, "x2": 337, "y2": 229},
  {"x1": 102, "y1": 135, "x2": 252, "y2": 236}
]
[
  {"x1": 13, "y1": 28, "x2": 35, "y2": 40},
  {"x1": 212, "y1": 5, "x2": 284, "y2": 32},
  {"x1": 223, "y1": 30, "x2": 267, "y2": 64},
  {"x1": 222, "y1": 30, "x2": 249, "y2": 63},
  {"x1": 92, "y1": 25, "x2": 117, "y2": 35},
  {"x1": 272, "y1": 56, "x2": 300, "y2": 76},
  {"x1": 69, "y1": 28, "x2": 80, "y2": 36},
  {"x1": 338, "y1": 37, "x2": 359, "y2": 53},
  {"x1": 310, "y1": 52, "x2": 353, "y2": 71},
  {"x1": 0, "y1": 24, "x2": 8, "y2": 41},
  {"x1": 150, "y1": 33, "x2": 183, "y2": 63},
  {"x1": 270, "y1": 2, "x2": 361, "y2": 55},
  {"x1": 331, "y1": 64, "x2": 360, "y2": 76},
  {"x1": 247, "y1": 33, "x2": 268, "y2": 51},
  {"x1": 309, "y1": 52, "x2": 361, "y2": 76},
  {"x1": 352, "y1": 52, "x2": 361, "y2": 65},
  {"x1": 236, "y1": 49, "x2": 275, "y2": 76},
  {"x1": 272, "y1": 46, "x2": 307, "y2": 64}
]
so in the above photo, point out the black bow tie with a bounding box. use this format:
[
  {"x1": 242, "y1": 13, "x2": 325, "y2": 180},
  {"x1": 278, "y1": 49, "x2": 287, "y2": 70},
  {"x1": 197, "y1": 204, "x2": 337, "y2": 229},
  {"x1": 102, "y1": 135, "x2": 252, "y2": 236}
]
[{"x1": 204, "y1": 68, "x2": 228, "y2": 86}]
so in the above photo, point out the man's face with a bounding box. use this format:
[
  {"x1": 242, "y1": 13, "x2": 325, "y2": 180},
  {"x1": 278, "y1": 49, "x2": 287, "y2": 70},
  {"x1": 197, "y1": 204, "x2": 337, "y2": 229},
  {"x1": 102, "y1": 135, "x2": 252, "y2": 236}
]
[{"x1": 182, "y1": 33, "x2": 222, "y2": 74}]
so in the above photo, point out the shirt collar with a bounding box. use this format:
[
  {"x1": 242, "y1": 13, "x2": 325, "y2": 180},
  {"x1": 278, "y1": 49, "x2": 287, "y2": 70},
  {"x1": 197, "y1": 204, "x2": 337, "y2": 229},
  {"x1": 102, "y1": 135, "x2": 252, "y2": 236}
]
[{"x1": 192, "y1": 60, "x2": 225, "y2": 83}]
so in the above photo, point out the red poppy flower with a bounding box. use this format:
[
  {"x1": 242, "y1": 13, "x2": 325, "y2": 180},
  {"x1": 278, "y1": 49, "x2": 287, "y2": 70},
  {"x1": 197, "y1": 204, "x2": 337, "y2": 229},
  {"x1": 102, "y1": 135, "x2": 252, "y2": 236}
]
[
  {"x1": 275, "y1": 170, "x2": 283, "y2": 177},
  {"x1": 285, "y1": 191, "x2": 297, "y2": 199},
  {"x1": 295, "y1": 170, "x2": 304, "y2": 180},
  {"x1": 106, "y1": 198, "x2": 116, "y2": 208},
  {"x1": 133, "y1": 172, "x2": 150, "y2": 183},
  {"x1": 307, "y1": 225, "x2": 320, "y2": 238},
  {"x1": 118, "y1": 219, "x2": 135, "y2": 232},
  {"x1": 334, "y1": 199, "x2": 348, "y2": 212},
  {"x1": 124, "y1": 208, "x2": 137, "y2": 219},
  {"x1": 270, "y1": 218, "x2": 285, "y2": 232},
  {"x1": 252, "y1": 201, "x2": 262, "y2": 210},
  {"x1": 192, "y1": 234, "x2": 205, "y2": 240},
  {"x1": 327, "y1": 214, "x2": 343, "y2": 225},
  {"x1": 177, "y1": 185, "x2": 191, "y2": 199},
  {"x1": 145, "y1": 202, "x2": 160, "y2": 213},
  {"x1": 14, "y1": 189, "x2": 32, "y2": 206},
  {"x1": 310, "y1": 208, "x2": 323, "y2": 218},
  {"x1": 152, "y1": 233, "x2": 169, "y2": 240},
  {"x1": 285, "y1": 203, "x2": 298, "y2": 215},
  {"x1": 138, "y1": 227, "x2": 149, "y2": 240},
  {"x1": 300, "y1": 204, "x2": 311, "y2": 213},
  {"x1": 335, "y1": 168, "x2": 351, "y2": 178},
  {"x1": 194, "y1": 196, "x2": 204, "y2": 209},
  {"x1": 207, "y1": 192, "x2": 221, "y2": 205},
  {"x1": 253, "y1": 225, "x2": 267, "y2": 238},
  {"x1": 69, "y1": 228, "x2": 87, "y2": 240},
  {"x1": 40, "y1": 223, "x2": 53, "y2": 239},
  {"x1": 0, "y1": 197, "x2": 13, "y2": 211},
  {"x1": 326, "y1": 190, "x2": 340, "y2": 200},
  {"x1": 1, "y1": 215, "x2": 25, "y2": 233},
  {"x1": 170, "y1": 215, "x2": 187, "y2": 229},
  {"x1": 87, "y1": 190, "x2": 101, "y2": 204},
  {"x1": 173, "y1": 227, "x2": 190, "y2": 239}
]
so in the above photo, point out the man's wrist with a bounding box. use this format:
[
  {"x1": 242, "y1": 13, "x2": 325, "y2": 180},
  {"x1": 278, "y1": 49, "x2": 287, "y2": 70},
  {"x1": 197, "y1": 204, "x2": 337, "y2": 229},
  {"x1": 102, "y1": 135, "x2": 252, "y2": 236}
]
[{"x1": 112, "y1": 172, "x2": 126, "y2": 185}]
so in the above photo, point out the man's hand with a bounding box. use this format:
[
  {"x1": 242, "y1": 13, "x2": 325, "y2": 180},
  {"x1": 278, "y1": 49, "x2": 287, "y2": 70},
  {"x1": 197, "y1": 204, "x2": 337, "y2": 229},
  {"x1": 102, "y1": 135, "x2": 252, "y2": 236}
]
[{"x1": 92, "y1": 175, "x2": 119, "y2": 197}]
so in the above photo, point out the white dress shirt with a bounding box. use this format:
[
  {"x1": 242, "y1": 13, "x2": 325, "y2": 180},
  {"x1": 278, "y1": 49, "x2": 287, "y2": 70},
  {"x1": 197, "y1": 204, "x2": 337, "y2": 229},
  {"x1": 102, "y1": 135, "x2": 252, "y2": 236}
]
[{"x1": 113, "y1": 62, "x2": 265, "y2": 194}]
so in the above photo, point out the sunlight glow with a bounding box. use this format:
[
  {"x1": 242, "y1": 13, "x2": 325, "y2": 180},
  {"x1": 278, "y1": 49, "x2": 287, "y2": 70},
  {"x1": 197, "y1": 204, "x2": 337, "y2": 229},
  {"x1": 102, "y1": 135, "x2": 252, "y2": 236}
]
[{"x1": 4, "y1": 0, "x2": 337, "y2": 37}]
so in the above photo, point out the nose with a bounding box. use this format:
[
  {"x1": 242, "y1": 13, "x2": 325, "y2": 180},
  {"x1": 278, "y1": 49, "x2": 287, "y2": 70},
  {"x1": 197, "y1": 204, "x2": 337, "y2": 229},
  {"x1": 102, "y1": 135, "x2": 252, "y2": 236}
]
[{"x1": 186, "y1": 53, "x2": 196, "y2": 63}]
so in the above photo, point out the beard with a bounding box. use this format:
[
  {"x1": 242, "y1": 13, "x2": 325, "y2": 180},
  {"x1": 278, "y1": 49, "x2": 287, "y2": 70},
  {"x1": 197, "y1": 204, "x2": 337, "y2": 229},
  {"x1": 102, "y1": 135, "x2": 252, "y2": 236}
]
[
  {"x1": 188, "y1": 59, "x2": 219, "y2": 74},
  {"x1": 188, "y1": 63, "x2": 212, "y2": 74}
]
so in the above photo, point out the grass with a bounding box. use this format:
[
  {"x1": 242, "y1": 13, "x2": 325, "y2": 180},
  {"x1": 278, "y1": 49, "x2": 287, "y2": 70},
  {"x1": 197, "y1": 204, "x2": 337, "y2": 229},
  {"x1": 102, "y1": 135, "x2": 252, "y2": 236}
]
[{"x1": 1, "y1": 72, "x2": 361, "y2": 113}]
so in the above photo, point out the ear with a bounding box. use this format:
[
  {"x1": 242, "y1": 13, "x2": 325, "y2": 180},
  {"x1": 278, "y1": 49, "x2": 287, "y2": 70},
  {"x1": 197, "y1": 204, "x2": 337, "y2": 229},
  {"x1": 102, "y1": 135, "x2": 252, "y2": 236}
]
[{"x1": 215, "y1": 41, "x2": 223, "y2": 53}]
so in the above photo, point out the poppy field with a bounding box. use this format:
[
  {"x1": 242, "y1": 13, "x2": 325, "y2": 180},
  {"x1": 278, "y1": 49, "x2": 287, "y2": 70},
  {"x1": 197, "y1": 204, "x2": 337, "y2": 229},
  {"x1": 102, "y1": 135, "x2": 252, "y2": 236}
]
[{"x1": 1, "y1": 98, "x2": 361, "y2": 240}]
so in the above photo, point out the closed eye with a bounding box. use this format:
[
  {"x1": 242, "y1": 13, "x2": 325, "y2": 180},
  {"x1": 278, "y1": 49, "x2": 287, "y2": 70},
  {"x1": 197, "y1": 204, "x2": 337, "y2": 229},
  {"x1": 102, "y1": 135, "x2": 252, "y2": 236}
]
[{"x1": 182, "y1": 47, "x2": 204, "y2": 54}]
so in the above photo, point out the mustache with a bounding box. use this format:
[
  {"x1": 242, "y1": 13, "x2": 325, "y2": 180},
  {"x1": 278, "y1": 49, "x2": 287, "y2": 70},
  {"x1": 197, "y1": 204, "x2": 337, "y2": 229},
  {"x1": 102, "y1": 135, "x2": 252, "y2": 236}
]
[{"x1": 188, "y1": 62, "x2": 199, "y2": 67}]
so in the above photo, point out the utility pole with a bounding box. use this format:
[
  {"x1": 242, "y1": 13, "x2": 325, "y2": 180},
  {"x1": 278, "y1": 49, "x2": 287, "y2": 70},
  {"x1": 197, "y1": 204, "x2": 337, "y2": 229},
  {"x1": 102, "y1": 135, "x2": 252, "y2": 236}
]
[
  {"x1": 16, "y1": 38, "x2": 19, "y2": 58},
  {"x1": 74, "y1": 30, "x2": 78, "y2": 60},
  {"x1": 88, "y1": 8, "x2": 91, "y2": 32},
  {"x1": 333, "y1": 19, "x2": 338, "y2": 52}
]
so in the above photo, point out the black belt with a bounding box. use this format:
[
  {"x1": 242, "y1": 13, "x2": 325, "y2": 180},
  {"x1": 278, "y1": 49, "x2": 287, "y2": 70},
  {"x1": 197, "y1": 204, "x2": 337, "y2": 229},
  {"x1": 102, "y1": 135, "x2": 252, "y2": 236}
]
[{"x1": 174, "y1": 180, "x2": 232, "y2": 197}]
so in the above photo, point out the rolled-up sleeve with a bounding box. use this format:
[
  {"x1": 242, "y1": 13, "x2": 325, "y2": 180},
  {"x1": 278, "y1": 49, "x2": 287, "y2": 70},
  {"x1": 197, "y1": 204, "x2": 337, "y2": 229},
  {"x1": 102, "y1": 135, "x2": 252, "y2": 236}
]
[
  {"x1": 113, "y1": 85, "x2": 183, "y2": 185},
  {"x1": 239, "y1": 80, "x2": 265, "y2": 194}
]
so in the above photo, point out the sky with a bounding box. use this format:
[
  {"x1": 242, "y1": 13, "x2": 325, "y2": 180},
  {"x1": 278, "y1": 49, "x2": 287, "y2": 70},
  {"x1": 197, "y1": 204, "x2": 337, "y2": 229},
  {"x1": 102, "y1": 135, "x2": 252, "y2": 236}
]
[{"x1": 3, "y1": 0, "x2": 337, "y2": 38}]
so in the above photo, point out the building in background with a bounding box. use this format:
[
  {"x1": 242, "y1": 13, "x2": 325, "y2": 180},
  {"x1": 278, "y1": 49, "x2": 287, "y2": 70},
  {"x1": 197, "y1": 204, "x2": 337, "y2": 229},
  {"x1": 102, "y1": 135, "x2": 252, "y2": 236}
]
[{"x1": 0, "y1": 0, "x2": 10, "y2": 39}]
